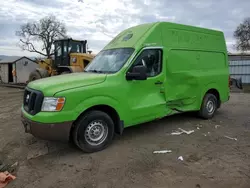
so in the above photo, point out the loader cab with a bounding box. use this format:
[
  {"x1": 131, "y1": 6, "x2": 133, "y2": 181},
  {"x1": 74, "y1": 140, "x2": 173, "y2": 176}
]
[{"x1": 54, "y1": 39, "x2": 87, "y2": 67}]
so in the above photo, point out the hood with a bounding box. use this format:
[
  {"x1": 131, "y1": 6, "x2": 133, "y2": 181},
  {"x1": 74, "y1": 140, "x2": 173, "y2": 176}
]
[{"x1": 27, "y1": 72, "x2": 107, "y2": 96}]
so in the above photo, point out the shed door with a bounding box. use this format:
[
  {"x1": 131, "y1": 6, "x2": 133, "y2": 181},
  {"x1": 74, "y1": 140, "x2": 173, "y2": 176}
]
[
  {"x1": 0, "y1": 64, "x2": 9, "y2": 83},
  {"x1": 8, "y1": 64, "x2": 13, "y2": 83}
]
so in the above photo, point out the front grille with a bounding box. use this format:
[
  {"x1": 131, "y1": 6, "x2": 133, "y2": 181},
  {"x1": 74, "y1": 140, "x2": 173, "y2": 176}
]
[{"x1": 23, "y1": 87, "x2": 44, "y2": 115}]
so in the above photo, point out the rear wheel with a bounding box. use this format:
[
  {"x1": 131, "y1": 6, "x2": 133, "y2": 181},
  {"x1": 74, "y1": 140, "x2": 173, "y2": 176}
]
[
  {"x1": 73, "y1": 111, "x2": 114, "y2": 153},
  {"x1": 28, "y1": 71, "x2": 41, "y2": 82},
  {"x1": 199, "y1": 93, "x2": 218, "y2": 119}
]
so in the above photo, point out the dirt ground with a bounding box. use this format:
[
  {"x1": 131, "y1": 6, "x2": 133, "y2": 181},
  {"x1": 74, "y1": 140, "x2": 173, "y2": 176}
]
[{"x1": 0, "y1": 86, "x2": 250, "y2": 188}]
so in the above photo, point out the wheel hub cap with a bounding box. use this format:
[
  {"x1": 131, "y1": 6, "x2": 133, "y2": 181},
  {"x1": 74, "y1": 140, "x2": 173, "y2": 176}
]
[
  {"x1": 85, "y1": 120, "x2": 108, "y2": 146},
  {"x1": 206, "y1": 100, "x2": 214, "y2": 113}
]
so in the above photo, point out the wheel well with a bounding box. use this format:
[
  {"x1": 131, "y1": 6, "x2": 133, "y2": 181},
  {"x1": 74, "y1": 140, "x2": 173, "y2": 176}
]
[
  {"x1": 57, "y1": 67, "x2": 72, "y2": 74},
  {"x1": 36, "y1": 68, "x2": 49, "y2": 78},
  {"x1": 206, "y1": 89, "x2": 221, "y2": 107},
  {"x1": 72, "y1": 105, "x2": 121, "y2": 135}
]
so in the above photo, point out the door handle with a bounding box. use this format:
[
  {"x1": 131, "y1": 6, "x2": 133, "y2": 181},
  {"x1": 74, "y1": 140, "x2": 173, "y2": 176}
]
[{"x1": 155, "y1": 81, "x2": 163, "y2": 85}]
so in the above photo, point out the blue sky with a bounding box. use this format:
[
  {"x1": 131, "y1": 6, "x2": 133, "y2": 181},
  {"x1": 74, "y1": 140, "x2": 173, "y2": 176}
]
[{"x1": 0, "y1": 0, "x2": 249, "y2": 56}]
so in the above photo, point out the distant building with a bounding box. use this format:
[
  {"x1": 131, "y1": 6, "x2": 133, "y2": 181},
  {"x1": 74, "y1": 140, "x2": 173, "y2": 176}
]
[
  {"x1": 0, "y1": 56, "x2": 38, "y2": 84},
  {"x1": 228, "y1": 53, "x2": 250, "y2": 85}
]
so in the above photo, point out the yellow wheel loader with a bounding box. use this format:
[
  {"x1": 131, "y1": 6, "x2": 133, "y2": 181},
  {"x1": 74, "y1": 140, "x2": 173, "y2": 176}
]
[{"x1": 28, "y1": 38, "x2": 95, "y2": 82}]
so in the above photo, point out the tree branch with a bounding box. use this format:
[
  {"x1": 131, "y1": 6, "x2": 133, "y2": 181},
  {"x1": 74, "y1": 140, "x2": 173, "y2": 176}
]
[
  {"x1": 234, "y1": 17, "x2": 250, "y2": 52},
  {"x1": 16, "y1": 15, "x2": 68, "y2": 58},
  {"x1": 20, "y1": 39, "x2": 47, "y2": 57}
]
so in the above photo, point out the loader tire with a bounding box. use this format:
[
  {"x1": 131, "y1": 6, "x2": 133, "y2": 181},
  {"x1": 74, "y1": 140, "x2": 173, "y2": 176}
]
[
  {"x1": 60, "y1": 71, "x2": 71, "y2": 75},
  {"x1": 29, "y1": 71, "x2": 42, "y2": 82}
]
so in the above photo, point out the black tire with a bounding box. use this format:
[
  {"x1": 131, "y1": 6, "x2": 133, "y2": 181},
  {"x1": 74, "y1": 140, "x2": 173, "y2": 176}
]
[
  {"x1": 60, "y1": 71, "x2": 70, "y2": 75},
  {"x1": 72, "y1": 110, "x2": 114, "y2": 153},
  {"x1": 28, "y1": 71, "x2": 41, "y2": 82},
  {"x1": 199, "y1": 93, "x2": 218, "y2": 119}
]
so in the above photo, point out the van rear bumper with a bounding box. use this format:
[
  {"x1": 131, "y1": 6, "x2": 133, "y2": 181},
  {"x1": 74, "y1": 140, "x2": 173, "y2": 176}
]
[{"x1": 21, "y1": 111, "x2": 73, "y2": 142}]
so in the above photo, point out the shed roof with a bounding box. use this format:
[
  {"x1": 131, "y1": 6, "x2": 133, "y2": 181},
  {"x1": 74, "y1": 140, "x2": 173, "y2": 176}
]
[
  {"x1": 228, "y1": 53, "x2": 250, "y2": 61},
  {"x1": 0, "y1": 56, "x2": 36, "y2": 64},
  {"x1": 228, "y1": 52, "x2": 250, "y2": 56}
]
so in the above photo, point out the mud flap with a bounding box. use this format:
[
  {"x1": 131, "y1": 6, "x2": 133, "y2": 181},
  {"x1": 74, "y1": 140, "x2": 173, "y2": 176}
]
[
  {"x1": 116, "y1": 120, "x2": 124, "y2": 135},
  {"x1": 230, "y1": 77, "x2": 243, "y2": 89}
]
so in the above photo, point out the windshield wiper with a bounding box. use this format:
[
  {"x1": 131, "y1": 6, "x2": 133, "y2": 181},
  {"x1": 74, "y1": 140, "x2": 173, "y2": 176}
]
[
  {"x1": 85, "y1": 69, "x2": 104, "y2": 73},
  {"x1": 84, "y1": 69, "x2": 115, "y2": 74}
]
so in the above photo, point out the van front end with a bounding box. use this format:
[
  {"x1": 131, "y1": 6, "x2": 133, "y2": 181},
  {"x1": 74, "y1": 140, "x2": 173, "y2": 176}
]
[{"x1": 21, "y1": 87, "x2": 73, "y2": 142}]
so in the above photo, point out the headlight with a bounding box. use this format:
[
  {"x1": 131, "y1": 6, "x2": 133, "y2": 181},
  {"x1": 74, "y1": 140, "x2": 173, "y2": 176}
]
[
  {"x1": 71, "y1": 57, "x2": 77, "y2": 63},
  {"x1": 41, "y1": 97, "x2": 65, "y2": 112}
]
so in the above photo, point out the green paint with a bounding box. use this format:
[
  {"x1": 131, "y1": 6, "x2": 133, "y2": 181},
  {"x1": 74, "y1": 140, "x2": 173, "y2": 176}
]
[{"x1": 22, "y1": 22, "x2": 229, "y2": 128}]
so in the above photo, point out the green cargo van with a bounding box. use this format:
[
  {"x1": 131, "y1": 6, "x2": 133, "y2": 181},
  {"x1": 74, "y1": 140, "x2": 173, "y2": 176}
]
[{"x1": 21, "y1": 22, "x2": 230, "y2": 153}]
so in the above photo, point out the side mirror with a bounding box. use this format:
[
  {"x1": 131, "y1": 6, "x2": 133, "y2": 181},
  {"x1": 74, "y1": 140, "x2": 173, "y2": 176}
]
[{"x1": 126, "y1": 65, "x2": 147, "y2": 80}]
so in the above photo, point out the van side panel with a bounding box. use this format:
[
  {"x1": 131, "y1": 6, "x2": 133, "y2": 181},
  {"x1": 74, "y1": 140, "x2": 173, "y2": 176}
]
[
  {"x1": 165, "y1": 49, "x2": 200, "y2": 111},
  {"x1": 141, "y1": 24, "x2": 163, "y2": 47},
  {"x1": 165, "y1": 49, "x2": 228, "y2": 111},
  {"x1": 163, "y1": 29, "x2": 225, "y2": 51},
  {"x1": 160, "y1": 22, "x2": 225, "y2": 51},
  {"x1": 160, "y1": 22, "x2": 229, "y2": 111}
]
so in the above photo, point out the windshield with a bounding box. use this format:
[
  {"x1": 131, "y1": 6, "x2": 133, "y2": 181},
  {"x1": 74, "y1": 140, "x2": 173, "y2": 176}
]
[
  {"x1": 68, "y1": 41, "x2": 82, "y2": 53},
  {"x1": 85, "y1": 48, "x2": 134, "y2": 73}
]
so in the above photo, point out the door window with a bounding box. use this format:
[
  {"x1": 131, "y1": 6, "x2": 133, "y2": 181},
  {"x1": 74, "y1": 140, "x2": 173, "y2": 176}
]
[
  {"x1": 55, "y1": 45, "x2": 62, "y2": 57},
  {"x1": 63, "y1": 45, "x2": 68, "y2": 57},
  {"x1": 130, "y1": 49, "x2": 162, "y2": 77}
]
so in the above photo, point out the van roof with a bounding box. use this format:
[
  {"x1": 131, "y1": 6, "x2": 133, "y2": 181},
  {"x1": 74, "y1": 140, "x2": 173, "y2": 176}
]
[
  {"x1": 103, "y1": 22, "x2": 157, "y2": 50},
  {"x1": 103, "y1": 21, "x2": 224, "y2": 51}
]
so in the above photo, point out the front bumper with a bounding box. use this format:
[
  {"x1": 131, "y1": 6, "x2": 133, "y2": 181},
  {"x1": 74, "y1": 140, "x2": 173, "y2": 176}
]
[{"x1": 21, "y1": 111, "x2": 73, "y2": 142}]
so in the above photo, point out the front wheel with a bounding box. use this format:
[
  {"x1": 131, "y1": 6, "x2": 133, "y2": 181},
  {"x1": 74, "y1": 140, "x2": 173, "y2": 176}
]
[
  {"x1": 72, "y1": 111, "x2": 114, "y2": 153},
  {"x1": 199, "y1": 93, "x2": 218, "y2": 119}
]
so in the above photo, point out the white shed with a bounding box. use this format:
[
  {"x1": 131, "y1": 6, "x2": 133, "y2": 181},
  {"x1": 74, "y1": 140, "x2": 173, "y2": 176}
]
[{"x1": 0, "y1": 56, "x2": 38, "y2": 84}]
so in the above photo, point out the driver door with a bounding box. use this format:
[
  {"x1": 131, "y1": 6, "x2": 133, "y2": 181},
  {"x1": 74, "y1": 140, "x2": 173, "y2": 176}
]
[{"x1": 125, "y1": 48, "x2": 167, "y2": 125}]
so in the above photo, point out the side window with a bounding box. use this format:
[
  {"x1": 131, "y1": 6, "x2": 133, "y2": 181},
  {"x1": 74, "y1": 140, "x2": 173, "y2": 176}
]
[
  {"x1": 130, "y1": 49, "x2": 162, "y2": 77},
  {"x1": 56, "y1": 46, "x2": 62, "y2": 57}
]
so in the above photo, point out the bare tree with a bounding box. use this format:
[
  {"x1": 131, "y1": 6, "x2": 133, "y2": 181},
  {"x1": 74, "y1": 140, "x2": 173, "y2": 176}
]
[
  {"x1": 234, "y1": 17, "x2": 250, "y2": 52},
  {"x1": 16, "y1": 15, "x2": 67, "y2": 58}
]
